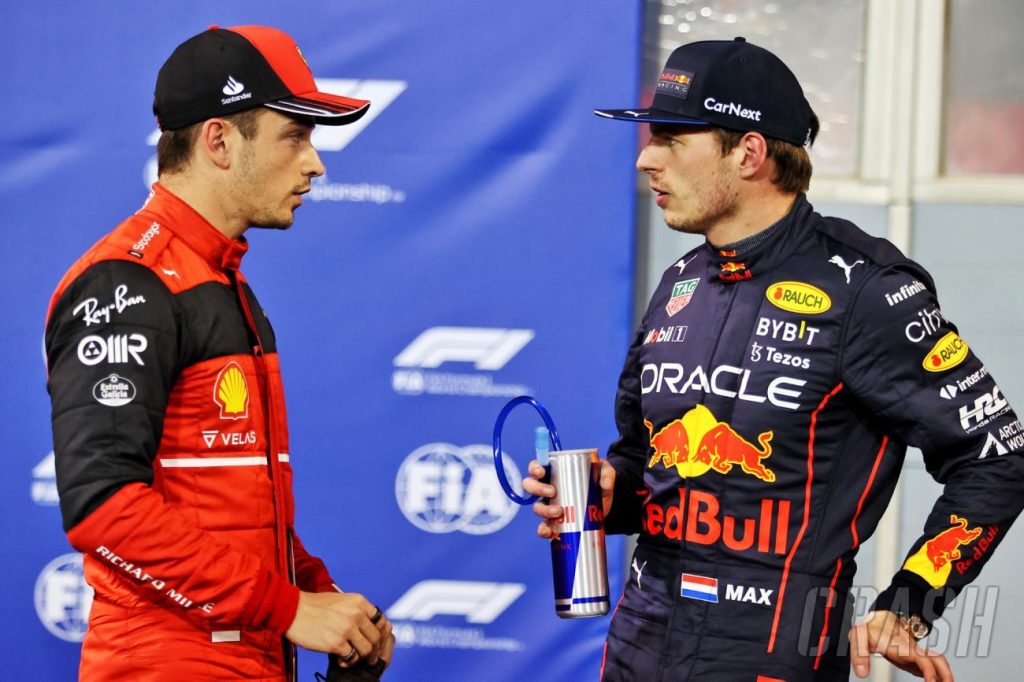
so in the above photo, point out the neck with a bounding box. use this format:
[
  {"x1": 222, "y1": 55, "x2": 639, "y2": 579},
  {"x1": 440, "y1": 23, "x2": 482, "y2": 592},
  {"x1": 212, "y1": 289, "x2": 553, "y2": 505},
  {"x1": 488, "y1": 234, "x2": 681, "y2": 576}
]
[
  {"x1": 159, "y1": 173, "x2": 248, "y2": 241},
  {"x1": 705, "y1": 189, "x2": 798, "y2": 248}
]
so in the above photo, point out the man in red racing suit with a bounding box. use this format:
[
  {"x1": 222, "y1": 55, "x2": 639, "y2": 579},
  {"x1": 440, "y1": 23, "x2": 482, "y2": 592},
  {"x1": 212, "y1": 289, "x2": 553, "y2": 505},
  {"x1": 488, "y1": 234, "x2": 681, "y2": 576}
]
[
  {"x1": 526, "y1": 37, "x2": 1024, "y2": 681},
  {"x1": 45, "y1": 26, "x2": 391, "y2": 681}
]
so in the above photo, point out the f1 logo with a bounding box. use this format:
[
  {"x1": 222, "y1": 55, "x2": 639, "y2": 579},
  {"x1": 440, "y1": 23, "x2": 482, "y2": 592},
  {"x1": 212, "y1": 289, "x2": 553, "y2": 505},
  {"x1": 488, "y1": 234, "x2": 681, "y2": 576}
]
[
  {"x1": 394, "y1": 327, "x2": 534, "y2": 370},
  {"x1": 387, "y1": 580, "x2": 525, "y2": 624}
]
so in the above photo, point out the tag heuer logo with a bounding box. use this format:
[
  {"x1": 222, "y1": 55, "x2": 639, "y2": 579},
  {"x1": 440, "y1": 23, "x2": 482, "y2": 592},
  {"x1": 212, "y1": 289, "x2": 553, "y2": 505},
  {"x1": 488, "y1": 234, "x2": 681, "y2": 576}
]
[{"x1": 666, "y1": 278, "x2": 700, "y2": 317}]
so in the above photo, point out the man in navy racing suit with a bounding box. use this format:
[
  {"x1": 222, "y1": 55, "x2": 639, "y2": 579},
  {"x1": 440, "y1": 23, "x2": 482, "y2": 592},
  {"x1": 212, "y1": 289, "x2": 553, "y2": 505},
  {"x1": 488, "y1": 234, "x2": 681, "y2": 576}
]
[{"x1": 523, "y1": 37, "x2": 1024, "y2": 682}]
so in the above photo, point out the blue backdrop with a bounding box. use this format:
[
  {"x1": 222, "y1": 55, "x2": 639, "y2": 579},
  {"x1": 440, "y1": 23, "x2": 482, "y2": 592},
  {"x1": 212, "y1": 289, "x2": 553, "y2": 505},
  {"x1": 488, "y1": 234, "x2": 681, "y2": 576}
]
[{"x1": 2, "y1": 2, "x2": 641, "y2": 679}]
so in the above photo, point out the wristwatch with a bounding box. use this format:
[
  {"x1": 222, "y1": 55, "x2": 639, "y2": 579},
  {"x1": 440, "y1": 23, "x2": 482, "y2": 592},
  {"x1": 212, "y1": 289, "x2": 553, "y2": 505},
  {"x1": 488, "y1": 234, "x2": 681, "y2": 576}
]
[{"x1": 898, "y1": 613, "x2": 929, "y2": 640}]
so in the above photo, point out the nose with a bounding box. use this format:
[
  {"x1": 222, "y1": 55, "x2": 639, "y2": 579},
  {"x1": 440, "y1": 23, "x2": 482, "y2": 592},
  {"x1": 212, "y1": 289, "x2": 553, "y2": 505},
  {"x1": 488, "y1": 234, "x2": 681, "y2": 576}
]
[
  {"x1": 636, "y1": 143, "x2": 659, "y2": 175},
  {"x1": 305, "y1": 146, "x2": 325, "y2": 178}
]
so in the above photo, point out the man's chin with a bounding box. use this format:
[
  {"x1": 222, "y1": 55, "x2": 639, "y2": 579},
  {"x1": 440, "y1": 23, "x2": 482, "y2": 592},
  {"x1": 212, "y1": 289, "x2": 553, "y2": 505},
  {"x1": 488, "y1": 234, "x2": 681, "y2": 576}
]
[{"x1": 249, "y1": 214, "x2": 296, "y2": 231}]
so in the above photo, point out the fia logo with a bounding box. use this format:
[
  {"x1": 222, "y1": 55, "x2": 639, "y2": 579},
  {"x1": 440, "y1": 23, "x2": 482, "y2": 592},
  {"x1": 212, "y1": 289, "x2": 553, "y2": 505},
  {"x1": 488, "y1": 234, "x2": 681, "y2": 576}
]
[
  {"x1": 35, "y1": 554, "x2": 94, "y2": 642},
  {"x1": 395, "y1": 443, "x2": 521, "y2": 534}
]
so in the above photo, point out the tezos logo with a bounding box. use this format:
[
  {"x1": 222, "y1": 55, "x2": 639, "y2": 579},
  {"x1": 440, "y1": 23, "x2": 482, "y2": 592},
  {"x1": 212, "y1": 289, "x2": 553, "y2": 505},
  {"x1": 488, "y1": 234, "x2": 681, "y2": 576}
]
[
  {"x1": 392, "y1": 327, "x2": 534, "y2": 398},
  {"x1": 35, "y1": 553, "x2": 94, "y2": 642},
  {"x1": 395, "y1": 443, "x2": 521, "y2": 534}
]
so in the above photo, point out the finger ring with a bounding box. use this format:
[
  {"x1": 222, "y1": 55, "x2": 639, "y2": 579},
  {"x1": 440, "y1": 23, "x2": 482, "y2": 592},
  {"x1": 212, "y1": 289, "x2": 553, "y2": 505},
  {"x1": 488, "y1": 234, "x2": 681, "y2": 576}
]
[
  {"x1": 339, "y1": 648, "x2": 358, "y2": 663},
  {"x1": 370, "y1": 606, "x2": 383, "y2": 624}
]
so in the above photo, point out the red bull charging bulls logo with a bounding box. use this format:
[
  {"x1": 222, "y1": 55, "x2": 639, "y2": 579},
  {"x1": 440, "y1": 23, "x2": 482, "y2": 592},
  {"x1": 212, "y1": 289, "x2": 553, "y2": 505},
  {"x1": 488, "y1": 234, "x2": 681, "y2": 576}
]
[
  {"x1": 645, "y1": 404, "x2": 775, "y2": 482},
  {"x1": 903, "y1": 513, "x2": 983, "y2": 588}
]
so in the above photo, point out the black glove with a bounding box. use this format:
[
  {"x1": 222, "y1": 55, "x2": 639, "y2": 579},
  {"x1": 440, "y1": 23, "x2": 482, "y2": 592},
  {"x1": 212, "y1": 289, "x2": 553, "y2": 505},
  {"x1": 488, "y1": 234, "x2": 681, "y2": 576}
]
[{"x1": 315, "y1": 654, "x2": 387, "y2": 682}]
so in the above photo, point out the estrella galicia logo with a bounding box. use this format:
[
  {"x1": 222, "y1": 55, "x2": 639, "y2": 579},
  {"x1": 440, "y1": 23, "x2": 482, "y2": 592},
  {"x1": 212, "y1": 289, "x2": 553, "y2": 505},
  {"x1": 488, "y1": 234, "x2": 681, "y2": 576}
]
[
  {"x1": 35, "y1": 553, "x2": 94, "y2": 642},
  {"x1": 395, "y1": 443, "x2": 521, "y2": 534}
]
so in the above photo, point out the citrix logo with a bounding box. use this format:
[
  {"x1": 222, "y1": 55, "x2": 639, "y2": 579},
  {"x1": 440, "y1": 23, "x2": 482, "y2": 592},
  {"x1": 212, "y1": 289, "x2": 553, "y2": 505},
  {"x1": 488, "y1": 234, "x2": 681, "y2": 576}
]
[
  {"x1": 387, "y1": 580, "x2": 525, "y2": 623},
  {"x1": 394, "y1": 327, "x2": 534, "y2": 370}
]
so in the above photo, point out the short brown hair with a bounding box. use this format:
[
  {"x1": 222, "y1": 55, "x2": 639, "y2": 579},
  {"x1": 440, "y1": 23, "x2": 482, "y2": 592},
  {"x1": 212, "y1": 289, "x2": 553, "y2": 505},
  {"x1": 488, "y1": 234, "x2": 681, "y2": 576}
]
[
  {"x1": 713, "y1": 115, "x2": 819, "y2": 194},
  {"x1": 156, "y1": 108, "x2": 264, "y2": 177}
]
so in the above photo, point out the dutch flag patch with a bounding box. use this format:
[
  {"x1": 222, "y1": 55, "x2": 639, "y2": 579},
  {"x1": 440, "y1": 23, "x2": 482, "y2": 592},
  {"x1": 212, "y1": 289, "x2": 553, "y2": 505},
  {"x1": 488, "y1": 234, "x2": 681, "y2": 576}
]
[{"x1": 680, "y1": 573, "x2": 719, "y2": 603}]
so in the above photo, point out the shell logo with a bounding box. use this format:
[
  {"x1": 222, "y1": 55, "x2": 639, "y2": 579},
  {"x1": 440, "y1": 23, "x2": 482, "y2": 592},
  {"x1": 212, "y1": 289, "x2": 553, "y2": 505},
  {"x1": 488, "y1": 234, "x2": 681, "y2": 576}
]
[
  {"x1": 214, "y1": 362, "x2": 249, "y2": 420},
  {"x1": 923, "y1": 331, "x2": 968, "y2": 373},
  {"x1": 766, "y1": 281, "x2": 831, "y2": 315}
]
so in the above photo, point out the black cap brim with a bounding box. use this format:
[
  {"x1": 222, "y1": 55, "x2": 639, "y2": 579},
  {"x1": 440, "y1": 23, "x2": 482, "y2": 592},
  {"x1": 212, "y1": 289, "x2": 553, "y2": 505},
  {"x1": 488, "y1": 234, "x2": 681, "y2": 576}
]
[
  {"x1": 265, "y1": 94, "x2": 370, "y2": 126},
  {"x1": 594, "y1": 108, "x2": 713, "y2": 127}
]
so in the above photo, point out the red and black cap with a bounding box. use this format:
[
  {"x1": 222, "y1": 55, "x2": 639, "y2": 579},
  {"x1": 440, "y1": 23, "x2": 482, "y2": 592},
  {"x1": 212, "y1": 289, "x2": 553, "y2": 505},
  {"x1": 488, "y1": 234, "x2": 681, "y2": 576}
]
[
  {"x1": 153, "y1": 25, "x2": 370, "y2": 131},
  {"x1": 595, "y1": 37, "x2": 815, "y2": 146}
]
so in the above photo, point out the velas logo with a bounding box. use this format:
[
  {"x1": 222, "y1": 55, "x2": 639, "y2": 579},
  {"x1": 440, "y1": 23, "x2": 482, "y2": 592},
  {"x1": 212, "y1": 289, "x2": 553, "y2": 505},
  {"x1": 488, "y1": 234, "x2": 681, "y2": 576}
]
[
  {"x1": 645, "y1": 404, "x2": 775, "y2": 482},
  {"x1": 923, "y1": 331, "x2": 968, "y2": 372},
  {"x1": 222, "y1": 75, "x2": 245, "y2": 96},
  {"x1": 903, "y1": 514, "x2": 983, "y2": 588},
  {"x1": 643, "y1": 487, "x2": 791, "y2": 554},
  {"x1": 766, "y1": 281, "x2": 831, "y2": 315},
  {"x1": 214, "y1": 362, "x2": 249, "y2": 420},
  {"x1": 666, "y1": 278, "x2": 700, "y2": 317}
]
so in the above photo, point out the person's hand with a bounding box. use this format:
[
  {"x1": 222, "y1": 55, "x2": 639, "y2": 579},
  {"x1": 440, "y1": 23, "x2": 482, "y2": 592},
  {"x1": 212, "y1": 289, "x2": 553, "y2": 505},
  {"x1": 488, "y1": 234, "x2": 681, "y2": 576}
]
[
  {"x1": 522, "y1": 459, "x2": 617, "y2": 539},
  {"x1": 848, "y1": 610, "x2": 953, "y2": 681},
  {"x1": 285, "y1": 591, "x2": 391, "y2": 667}
]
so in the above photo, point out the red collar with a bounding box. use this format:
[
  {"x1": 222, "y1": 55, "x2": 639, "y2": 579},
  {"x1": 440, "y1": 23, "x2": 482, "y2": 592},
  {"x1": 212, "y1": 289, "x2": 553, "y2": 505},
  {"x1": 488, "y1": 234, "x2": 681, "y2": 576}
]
[{"x1": 140, "y1": 183, "x2": 249, "y2": 271}]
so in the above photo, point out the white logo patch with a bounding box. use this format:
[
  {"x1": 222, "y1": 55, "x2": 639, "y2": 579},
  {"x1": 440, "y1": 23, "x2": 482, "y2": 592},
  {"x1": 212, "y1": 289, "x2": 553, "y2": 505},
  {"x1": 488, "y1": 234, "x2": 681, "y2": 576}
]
[
  {"x1": 222, "y1": 76, "x2": 245, "y2": 96},
  {"x1": 73, "y1": 284, "x2": 146, "y2": 327},
  {"x1": 92, "y1": 374, "x2": 136, "y2": 407},
  {"x1": 77, "y1": 333, "x2": 148, "y2": 366}
]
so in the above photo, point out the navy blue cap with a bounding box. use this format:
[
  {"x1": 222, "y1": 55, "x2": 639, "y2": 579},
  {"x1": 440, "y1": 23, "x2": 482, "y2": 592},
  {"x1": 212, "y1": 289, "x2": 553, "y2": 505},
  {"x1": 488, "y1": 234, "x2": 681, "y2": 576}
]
[{"x1": 595, "y1": 37, "x2": 815, "y2": 146}]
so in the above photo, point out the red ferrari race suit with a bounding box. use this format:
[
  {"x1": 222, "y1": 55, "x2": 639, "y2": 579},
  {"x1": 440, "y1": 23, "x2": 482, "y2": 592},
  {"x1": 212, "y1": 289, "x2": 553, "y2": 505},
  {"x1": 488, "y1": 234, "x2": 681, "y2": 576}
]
[
  {"x1": 600, "y1": 194, "x2": 1024, "y2": 681},
  {"x1": 45, "y1": 184, "x2": 335, "y2": 681}
]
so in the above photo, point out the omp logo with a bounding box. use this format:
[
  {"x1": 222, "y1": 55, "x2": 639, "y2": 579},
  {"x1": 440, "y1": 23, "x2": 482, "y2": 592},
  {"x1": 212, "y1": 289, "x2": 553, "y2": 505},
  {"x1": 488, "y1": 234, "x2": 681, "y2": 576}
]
[
  {"x1": 387, "y1": 580, "x2": 525, "y2": 624},
  {"x1": 394, "y1": 327, "x2": 534, "y2": 370},
  {"x1": 32, "y1": 451, "x2": 58, "y2": 506},
  {"x1": 143, "y1": 78, "x2": 407, "y2": 186},
  {"x1": 395, "y1": 443, "x2": 521, "y2": 534},
  {"x1": 35, "y1": 554, "x2": 94, "y2": 642}
]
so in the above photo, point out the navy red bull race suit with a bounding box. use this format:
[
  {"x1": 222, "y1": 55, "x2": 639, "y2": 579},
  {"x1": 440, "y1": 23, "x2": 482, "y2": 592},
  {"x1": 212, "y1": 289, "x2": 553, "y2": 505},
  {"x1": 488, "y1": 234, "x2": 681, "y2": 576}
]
[
  {"x1": 601, "y1": 194, "x2": 1024, "y2": 681},
  {"x1": 45, "y1": 184, "x2": 335, "y2": 681}
]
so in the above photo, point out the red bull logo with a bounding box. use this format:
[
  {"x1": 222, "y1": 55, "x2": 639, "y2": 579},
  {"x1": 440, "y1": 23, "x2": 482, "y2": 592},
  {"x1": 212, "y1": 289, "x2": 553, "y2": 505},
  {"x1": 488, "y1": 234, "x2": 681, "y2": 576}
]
[
  {"x1": 660, "y1": 71, "x2": 691, "y2": 85},
  {"x1": 643, "y1": 487, "x2": 790, "y2": 554},
  {"x1": 645, "y1": 404, "x2": 775, "y2": 482},
  {"x1": 720, "y1": 262, "x2": 746, "y2": 273},
  {"x1": 925, "y1": 514, "x2": 983, "y2": 571},
  {"x1": 903, "y1": 513, "x2": 984, "y2": 588}
]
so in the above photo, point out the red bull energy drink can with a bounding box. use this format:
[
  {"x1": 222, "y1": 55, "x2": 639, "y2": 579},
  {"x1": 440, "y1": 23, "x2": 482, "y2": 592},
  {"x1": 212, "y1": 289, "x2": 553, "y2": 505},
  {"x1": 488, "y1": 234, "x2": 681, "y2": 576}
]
[{"x1": 548, "y1": 448, "x2": 609, "y2": 618}]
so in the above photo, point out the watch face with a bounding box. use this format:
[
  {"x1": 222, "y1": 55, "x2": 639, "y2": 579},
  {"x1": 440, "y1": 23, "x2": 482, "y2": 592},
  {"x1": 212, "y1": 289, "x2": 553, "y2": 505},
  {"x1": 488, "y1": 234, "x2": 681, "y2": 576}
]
[{"x1": 904, "y1": 615, "x2": 929, "y2": 640}]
